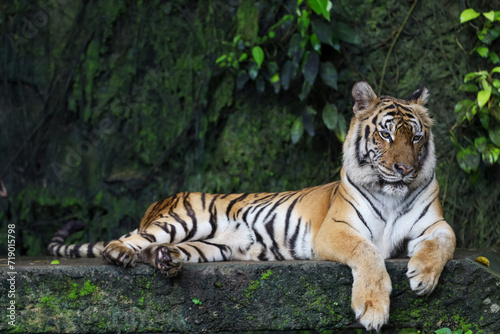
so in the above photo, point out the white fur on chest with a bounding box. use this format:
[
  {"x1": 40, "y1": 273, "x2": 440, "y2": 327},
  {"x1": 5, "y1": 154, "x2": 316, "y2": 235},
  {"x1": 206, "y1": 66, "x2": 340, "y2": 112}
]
[{"x1": 345, "y1": 175, "x2": 439, "y2": 259}]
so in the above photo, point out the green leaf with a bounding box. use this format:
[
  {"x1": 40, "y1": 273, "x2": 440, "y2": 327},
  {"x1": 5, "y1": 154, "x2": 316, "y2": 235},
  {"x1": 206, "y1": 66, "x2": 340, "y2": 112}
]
[
  {"x1": 492, "y1": 67, "x2": 500, "y2": 74},
  {"x1": 291, "y1": 118, "x2": 304, "y2": 144},
  {"x1": 302, "y1": 51, "x2": 320, "y2": 85},
  {"x1": 480, "y1": 26, "x2": 500, "y2": 45},
  {"x1": 238, "y1": 53, "x2": 248, "y2": 62},
  {"x1": 215, "y1": 55, "x2": 227, "y2": 65},
  {"x1": 457, "y1": 146, "x2": 480, "y2": 173},
  {"x1": 255, "y1": 76, "x2": 265, "y2": 93},
  {"x1": 335, "y1": 114, "x2": 347, "y2": 142},
  {"x1": 458, "y1": 83, "x2": 478, "y2": 92},
  {"x1": 476, "y1": 46, "x2": 489, "y2": 58},
  {"x1": 311, "y1": 19, "x2": 333, "y2": 46},
  {"x1": 484, "y1": 10, "x2": 495, "y2": 22},
  {"x1": 281, "y1": 60, "x2": 295, "y2": 91},
  {"x1": 288, "y1": 34, "x2": 305, "y2": 68},
  {"x1": 483, "y1": 146, "x2": 500, "y2": 166},
  {"x1": 460, "y1": 8, "x2": 480, "y2": 23},
  {"x1": 51, "y1": 260, "x2": 60, "y2": 265},
  {"x1": 297, "y1": 10, "x2": 310, "y2": 37},
  {"x1": 454, "y1": 99, "x2": 475, "y2": 113},
  {"x1": 322, "y1": 103, "x2": 338, "y2": 130},
  {"x1": 477, "y1": 80, "x2": 491, "y2": 108},
  {"x1": 320, "y1": 61, "x2": 338, "y2": 90},
  {"x1": 310, "y1": 33, "x2": 321, "y2": 52},
  {"x1": 307, "y1": 0, "x2": 331, "y2": 21},
  {"x1": 489, "y1": 125, "x2": 500, "y2": 146},
  {"x1": 466, "y1": 105, "x2": 477, "y2": 122},
  {"x1": 464, "y1": 71, "x2": 488, "y2": 83},
  {"x1": 474, "y1": 137, "x2": 487, "y2": 153},
  {"x1": 303, "y1": 108, "x2": 316, "y2": 136},
  {"x1": 479, "y1": 107, "x2": 490, "y2": 129},
  {"x1": 333, "y1": 21, "x2": 361, "y2": 44},
  {"x1": 489, "y1": 52, "x2": 500, "y2": 64},
  {"x1": 252, "y1": 46, "x2": 264, "y2": 68},
  {"x1": 299, "y1": 80, "x2": 312, "y2": 101},
  {"x1": 236, "y1": 70, "x2": 250, "y2": 90},
  {"x1": 270, "y1": 73, "x2": 280, "y2": 83},
  {"x1": 248, "y1": 61, "x2": 259, "y2": 80},
  {"x1": 434, "y1": 328, "x2": 452, "y2": 334}
]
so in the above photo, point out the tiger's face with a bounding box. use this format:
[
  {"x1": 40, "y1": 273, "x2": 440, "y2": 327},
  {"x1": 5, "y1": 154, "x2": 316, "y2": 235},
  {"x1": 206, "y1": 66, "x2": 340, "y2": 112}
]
[{"x1": 343, "y1": 82, "x2": 435, "y2": 197}]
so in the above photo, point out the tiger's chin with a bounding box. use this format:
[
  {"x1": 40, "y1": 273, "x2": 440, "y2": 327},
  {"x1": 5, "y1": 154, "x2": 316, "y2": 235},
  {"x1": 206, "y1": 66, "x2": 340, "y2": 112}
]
[{"x1": 379, "y1": 180, "x2": 410, "y2": 197}]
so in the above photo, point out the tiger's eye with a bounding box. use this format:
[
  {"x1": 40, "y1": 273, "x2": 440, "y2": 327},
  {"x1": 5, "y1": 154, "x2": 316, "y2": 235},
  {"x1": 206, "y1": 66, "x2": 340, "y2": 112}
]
[
  {"x1": 379, "y1": 131, "x2": 391, "y2": 140},
  {"x1": 413, "y1": 134, "x2": 422, "y2": 143}
]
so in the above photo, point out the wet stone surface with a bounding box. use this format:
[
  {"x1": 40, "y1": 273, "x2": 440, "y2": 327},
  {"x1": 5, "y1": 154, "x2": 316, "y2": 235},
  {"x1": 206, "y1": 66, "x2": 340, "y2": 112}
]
[{"x1": 0, "y1": 249, "x2": 499, "y2": 333}]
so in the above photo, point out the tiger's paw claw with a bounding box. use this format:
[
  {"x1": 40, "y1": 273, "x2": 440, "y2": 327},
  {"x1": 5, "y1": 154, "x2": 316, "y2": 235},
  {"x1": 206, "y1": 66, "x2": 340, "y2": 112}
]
[
  {"x1": 103, "y1": 241, "x2": 138, "y2": 268},
  {"x1": 155, "y1": 244, "x2": 183, "y2": 277}
]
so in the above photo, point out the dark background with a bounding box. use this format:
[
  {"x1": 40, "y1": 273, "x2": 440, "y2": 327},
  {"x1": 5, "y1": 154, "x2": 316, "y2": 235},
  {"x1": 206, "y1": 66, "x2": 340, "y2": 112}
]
[{"x1": 1, "y1": 0, "x2": 499, "y2": 256}]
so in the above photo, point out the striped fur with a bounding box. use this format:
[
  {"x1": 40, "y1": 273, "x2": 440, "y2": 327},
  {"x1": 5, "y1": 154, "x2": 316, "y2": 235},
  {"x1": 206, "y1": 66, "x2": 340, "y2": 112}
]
[{"x1": 48, "y1": 82, "x2": 455, "y2": 332}]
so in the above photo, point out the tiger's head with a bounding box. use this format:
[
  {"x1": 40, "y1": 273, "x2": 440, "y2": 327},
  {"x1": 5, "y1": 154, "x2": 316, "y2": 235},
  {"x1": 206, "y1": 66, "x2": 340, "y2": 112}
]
[{"x1": 343, "y1": 82, "x2": 435, "y2": 197}]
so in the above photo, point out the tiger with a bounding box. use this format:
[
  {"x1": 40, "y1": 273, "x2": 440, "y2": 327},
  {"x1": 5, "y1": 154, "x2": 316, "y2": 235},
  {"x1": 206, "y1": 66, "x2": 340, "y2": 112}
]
[{"x1": 48, "y1": 82, "x2": 456, "y2": 332}]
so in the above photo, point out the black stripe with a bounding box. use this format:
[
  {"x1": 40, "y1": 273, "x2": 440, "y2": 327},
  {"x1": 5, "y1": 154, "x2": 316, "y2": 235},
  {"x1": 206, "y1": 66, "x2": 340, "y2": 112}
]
[
  {"x1": 177, "y1": 246, "x2": 191, "y2": 261},
  {"x1": 284, "y1": 196, "x2": 301, "y2": 242},
  {"x1": 346, "y1": 174, "x2": 385, "y2": 222},
  {"x1": 201, "y1": 193, "x2": 206, "y2": 211},
  {"x1": 331, "y1": 218, "x2": 361, "y2": 234},
  {"x1": 140, "y1": 233, "x2": 157, "y2": 243},
  {"x1": 265, "y1": 214, "x2": 285, "y2": 261},
  {"x1": 416, "y1": 219, "x2": 446, "y2": 238},
  {"x1": 73, "y1": 244, "x2": 82, "y2": 257},
  {"x1": 400, "y1": 175, "x2": 435, "y2": 215},
  {"x1": 207, "y1": 195, "x2": 219, "y2": 239},
  {"x1": 261, "y1": 192, "x2": 297, "y2": 224},
  {"x1": 169, "y1": 225, "x2": 177, "y2": 243},
  {"x1": 87, "y1": 243, "x2": 96, "y2": 258},
  {"x1": 340, "y1": 193, "x2": 373, "y2": 239},
  {"x1": 226, "y1": 193, "x2": 250, "y2": 218},
  {"x1": 251, "y1": 193, "x2": 279, "y2": 204},
  {"x1": 182, "y1": 193, "x2": 198, "y2": 242},
  {"x1": 289, "y1": 218, "x2": 302, "y2": 259},
  {"x1": 168, "y1": 209, "x2": 189, "y2": 233},
  {"x1": 394, "y1": 102, "x2": 412, "y2": 112},
  {"x1": 200, "y1": 240, "x2": 229, "y2": 261},
  {"x1": 190, "y1": 245, "x2": 208, "y2": 263}
]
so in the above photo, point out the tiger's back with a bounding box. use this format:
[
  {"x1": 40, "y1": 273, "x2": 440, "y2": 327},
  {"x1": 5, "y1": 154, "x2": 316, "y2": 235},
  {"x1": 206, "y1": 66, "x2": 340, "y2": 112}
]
[{"x1": 49, "y1": 182, "x2": 338, "y2": 264}]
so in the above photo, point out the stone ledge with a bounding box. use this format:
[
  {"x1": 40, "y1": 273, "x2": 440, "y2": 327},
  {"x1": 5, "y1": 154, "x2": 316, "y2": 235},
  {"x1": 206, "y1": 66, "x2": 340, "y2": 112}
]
[{"x1": 0, "y1": 249, "x2": 499, "y2": 333}]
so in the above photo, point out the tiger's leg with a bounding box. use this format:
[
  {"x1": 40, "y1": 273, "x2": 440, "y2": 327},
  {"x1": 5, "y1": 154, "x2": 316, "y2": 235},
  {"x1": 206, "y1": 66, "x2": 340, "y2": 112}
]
[
  {"x1": 103, "y1": 213, "x2": 227, "y2": 267},
  {"x1": 314, "y1": 221, "x2": 391, "y2": 332},
  {"x1": 101, "y1": 229, "x2": 142, "y2": 267},
  {"x1": 138, "y1": 240, "x2": 234, "y2": 276},
  {"x1": 406, "y1": 220, "x2": 455, "y2": 295}
]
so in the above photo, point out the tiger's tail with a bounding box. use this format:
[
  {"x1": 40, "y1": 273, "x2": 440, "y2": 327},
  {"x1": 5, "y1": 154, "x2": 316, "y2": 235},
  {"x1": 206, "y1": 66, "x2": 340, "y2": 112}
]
[{"x1": 47, "y1": 219, "x2": 108, "y2": 258}]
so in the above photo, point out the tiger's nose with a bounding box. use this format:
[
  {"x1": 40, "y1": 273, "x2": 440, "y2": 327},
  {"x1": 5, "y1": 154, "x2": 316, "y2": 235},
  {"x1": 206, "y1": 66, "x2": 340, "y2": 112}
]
[{"x1": 394, "y1": 163, "x2": 414, "y2": 176}]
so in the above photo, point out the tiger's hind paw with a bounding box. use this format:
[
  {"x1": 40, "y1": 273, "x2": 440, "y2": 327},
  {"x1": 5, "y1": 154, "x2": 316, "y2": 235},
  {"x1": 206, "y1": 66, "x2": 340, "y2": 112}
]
[
  {"x1": 103, "y1": 241, "x2": 138, "y2": 268},
  {"x1": 140, "y1": 243, "x2": 183, "y2": 277}
]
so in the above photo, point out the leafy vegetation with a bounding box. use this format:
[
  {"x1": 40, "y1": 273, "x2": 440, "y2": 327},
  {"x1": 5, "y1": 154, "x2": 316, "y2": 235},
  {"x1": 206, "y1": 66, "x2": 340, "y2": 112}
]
[{"x1": 452, "y1": 8, "x2": 500, "y2": 178}]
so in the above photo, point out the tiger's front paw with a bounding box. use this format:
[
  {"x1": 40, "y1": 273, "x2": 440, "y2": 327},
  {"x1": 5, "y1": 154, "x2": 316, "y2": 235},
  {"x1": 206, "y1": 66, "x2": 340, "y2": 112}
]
[
  {"x1": 103, "y1": 241, "x2": 138, "y2": 268},
  {"x1": 407, "y1": 254, "x2": 444, "y2": 296},
  {"x1": 351, "y1": 271, "x2": 392, "y2": 332},
  {"x1": 140, "y1": 243, "x2": 183, "y2": 277}
]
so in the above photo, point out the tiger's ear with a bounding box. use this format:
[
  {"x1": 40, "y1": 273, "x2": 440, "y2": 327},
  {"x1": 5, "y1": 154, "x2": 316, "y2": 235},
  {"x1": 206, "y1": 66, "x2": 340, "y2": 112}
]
[
  {"x1": 352, "y1": 82, "x2": 378, "y2": 114},
  {"x1": 408, "y1": 86, "x2": 429, "y2": 106}
]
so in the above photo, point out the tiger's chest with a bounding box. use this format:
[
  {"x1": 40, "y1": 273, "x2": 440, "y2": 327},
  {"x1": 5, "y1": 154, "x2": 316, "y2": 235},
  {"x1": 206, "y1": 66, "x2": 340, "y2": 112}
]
[{"x1": 352, "y1": 188, "x2": 439, "y2": 259}]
